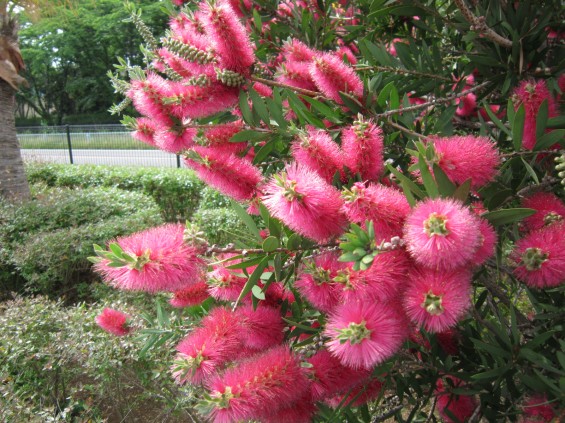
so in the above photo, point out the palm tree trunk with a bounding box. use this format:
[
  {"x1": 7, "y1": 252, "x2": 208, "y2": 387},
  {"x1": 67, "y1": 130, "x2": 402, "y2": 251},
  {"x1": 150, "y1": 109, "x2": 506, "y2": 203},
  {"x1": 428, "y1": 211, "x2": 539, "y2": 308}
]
[{"x1": 0, "y1": 78, "x2": 30, "y2": 201}]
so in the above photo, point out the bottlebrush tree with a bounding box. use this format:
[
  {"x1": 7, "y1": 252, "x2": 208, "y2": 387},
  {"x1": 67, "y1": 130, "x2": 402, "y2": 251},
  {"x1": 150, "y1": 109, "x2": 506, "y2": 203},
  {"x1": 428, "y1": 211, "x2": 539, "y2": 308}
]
[{"x1": 91, "y1": 0, "x2": 565, "y2": 421}]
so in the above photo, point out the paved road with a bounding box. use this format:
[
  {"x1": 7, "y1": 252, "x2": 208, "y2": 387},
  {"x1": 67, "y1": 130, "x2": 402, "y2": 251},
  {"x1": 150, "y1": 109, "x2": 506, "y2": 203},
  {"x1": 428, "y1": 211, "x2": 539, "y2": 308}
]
[{"x1": 21, "y1": 149, "x2": 186, "y2": 168}]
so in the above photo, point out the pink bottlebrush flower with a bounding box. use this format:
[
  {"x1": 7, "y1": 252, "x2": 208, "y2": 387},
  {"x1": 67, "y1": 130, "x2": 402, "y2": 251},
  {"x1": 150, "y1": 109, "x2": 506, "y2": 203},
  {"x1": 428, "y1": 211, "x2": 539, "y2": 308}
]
[
  {"x1": 520, "y1": 394, "x2": 556, "y2": 422},
  {"x1": 200, "y1": 0, "x2": 255, "y2": 75},
  {"x1": 157, "y1": 47, "x2": 215, "y2": 79},
  {"x1": 95, "y1": 308, "x2": 131, "y2": 336},
  {"x1": 131, "y1": 117, "x2": 158, "y2": 147},
  {"x1": 226, "y1": 0, "x2": 252, "y2": 18},
  {"x1": 335, "y1": 45, "x2": 357, "y2": 65},
  {"x1": 261, "y1": 163, "x2": 347, "y2": 242},
  {"x1": 234, "y1": 305, "x2": 285, "y2": 350},
  {"x1": 436, "y1": 328, "x2": 461, "y2": 355},
  {"x1": 403, "y1": 198, "x2": 481, "y2": 270},
  {"x1": 281, "y1": 39, "x2": 316, "y2": 62},
  {"x1": 184, "y1": 146, "x2": 262, "y2": 201},
  {"x1": 154, "y1": 126, "x2": 197, "y2": 154},
  {"x1": 310, "y1": 52, "x2": 363, "y2": 103},
  {"x1": 199, "y1": 121, "x2": 247, "y2": 156},
  {"x1": 307, "y1": 349, "x2": 371, "y2": 401},
  {"x1": 402, "y1": 267, "x2": 472, "y2": 333},
  {"x1": 93, "y1": 223, "x2": 205, "y2": 293},
  {"x1": 342, "y1": 119, "x2": 384, "y2": 182},
  {"x1": 342, "y1": 182, "x2": 411, "y2": 240},
  {"x1": 470, "y1": 218, "x2": 497, "y2": 267},
  {"x1": 252, "y1": 81, "x2": 273, "y2": 97},
  {"x1": 207, "y1": 264, "x2": 248, "y2": 302},
  {"x1": 513, "y1": 79, "x2": 558, "y2": 150},
  {"x1": 262, "y1": 393, "x2": 317, "y2": 423},
  {"x1": 127, "y1": 74, "x2": 172, "y2": 124},
  {"x1": 205, "y1": 346, "x2": 309, "y2": 422},
  {"x1": 325, "y1": 300, "x2": 408, "y2": 369},
  {"x1": 291, "y1": 127, "x2": 344, "y2": 183},
  {"x1": 512, "y1": 223, "x2": 565, "y2": 288},
  {"x1": 332, "y1": 265, "x2": 369, "y2": 304},
  {"x1": 430, "y1": 135, "x2": 501, "y2": 189},
  {"x1": 277, "y1": 60, "x2": 318, "y2": 92},
  {"x1": 162, "y1": 81, "x2": 239, "y2": 120},
  {"x1": 295, "y1": 252, "x2": 344, "y2": 313},
  {"x1": 521, "y1": 192, "x2": 565, "y2": 232},
  {"x1": 435, "y1": 377, "x2": 478, "y2": 423},
  {"x1": 257, "y1": 281, "x2": 296, "y2": 308},
  {"x1": 362, "y1": 249, "x2": 412, "y2": 303},
  {"x1": 170, "y1": 280, "x2": 210, "y2": 308},
  {"x1": 454, "y1": 75, "x2": 477, "y2": 117},
  {"x1": 173, "y1": 307, "x2": 243, "y2": 385},
  {"x1": 387, "y1": 38, "x2": 406, "y2": 57},
  {"x1": 479, "y1": 104, "x2": 504, "y2": 122},
  {"x1": 325, "y1": 377, "x2": 383, "y2": 408}
]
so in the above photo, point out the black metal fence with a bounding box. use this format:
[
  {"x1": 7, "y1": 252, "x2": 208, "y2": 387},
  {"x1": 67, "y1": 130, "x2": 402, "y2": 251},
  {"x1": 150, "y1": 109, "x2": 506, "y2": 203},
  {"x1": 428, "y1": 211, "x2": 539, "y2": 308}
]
[{"x1": 17, "y1": 124, "x2": 184, "y2": 168}]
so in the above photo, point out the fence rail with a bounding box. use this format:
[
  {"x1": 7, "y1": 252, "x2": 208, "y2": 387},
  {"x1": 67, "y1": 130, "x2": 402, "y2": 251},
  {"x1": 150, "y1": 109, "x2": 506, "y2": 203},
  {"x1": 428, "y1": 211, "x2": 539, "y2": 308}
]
[{"x1": 17, "y1": 124, "x2": 184, "y2": 168}]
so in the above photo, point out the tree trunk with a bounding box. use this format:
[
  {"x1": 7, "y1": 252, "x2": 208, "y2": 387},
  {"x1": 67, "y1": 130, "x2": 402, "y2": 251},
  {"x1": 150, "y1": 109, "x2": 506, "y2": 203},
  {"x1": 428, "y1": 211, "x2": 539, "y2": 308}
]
[{"x1": 0, "y1": 78, "x2": 30, "y2": 201}]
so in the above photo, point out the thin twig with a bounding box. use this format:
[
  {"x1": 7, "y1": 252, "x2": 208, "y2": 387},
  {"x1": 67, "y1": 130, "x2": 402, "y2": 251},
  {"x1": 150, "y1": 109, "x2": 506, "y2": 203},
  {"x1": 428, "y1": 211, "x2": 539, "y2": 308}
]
[
  {"x1": 204, "y1": 242, "x2": 339, "y2": 256},
  {"x1": 516, "y1": 176, "x2": 559, "y2": 198},
  {"x1": 385, "y1": 120, "x2": 427, "y2": 139},
  {"x1": 374, "y1": 81, "x2": 491, "y2": 119},
  {"x1": 453, "y1": 0, "x2": 513, "y2": 48},
  {"x1": 502, "y1": 150, "x2": 560, "y2": 158},
  {"x1": 250, "y1": 75, "x2": 326, "y2": 99},
  {"x1": 355, "y1": 65, "x2": 452, "y2": 82}
]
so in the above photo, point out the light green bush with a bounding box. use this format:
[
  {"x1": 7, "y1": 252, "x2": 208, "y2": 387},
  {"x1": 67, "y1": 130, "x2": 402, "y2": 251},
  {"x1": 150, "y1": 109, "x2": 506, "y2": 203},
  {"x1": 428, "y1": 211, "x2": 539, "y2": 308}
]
[{"x1": 0, "y1": 295, "x2": 199, "y2": 422}]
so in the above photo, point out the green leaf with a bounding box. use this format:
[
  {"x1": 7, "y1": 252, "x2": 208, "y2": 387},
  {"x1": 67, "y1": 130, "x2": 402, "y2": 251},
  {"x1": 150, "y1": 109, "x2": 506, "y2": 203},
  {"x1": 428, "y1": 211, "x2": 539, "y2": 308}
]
[
  {"x1": 386, "y1": 164, "x2": 425, "y2": 199},
  {"x1": 471, "y1": 364, "x2": 511, "y2": 380},
  {"x1": 433, "y1": 164, "x2": 456, "y2": 197},
  {"x1": 535, "y1": 129, "x2": 565, "y2": 150},
  {"x1": 86, "y1": 256, "x2": 103, "y2": 264},
  {"x1": 264, "y1": 96, "x2": 287, "y2": 129},
  {"x1": 483, "y1": 102, "x2": 511, "y2": 137},
  {"x1": 377, "y1": 81, "x2": 395, "y2": 108},
  {"x1": 230, "y1": 130, "x2": 269, "y2": 143},
  {"x1": 301, "y1": 96, "x2": 342, "y2": 123},
  {"x1": 482, "y1": 208, "x2": 536, "y2": 227},
  {"x1": 109, "y1": 243, "x2": 124, "y2": 258},
  {"x1": 252, "y1": 139, "x2": 277, "y2": 164},
  {"x1": 535, "y1": 99, "x2": 549, "y2": 141},
  {"x1": 547, "y1": 115, "x2": 565, "y2": 129},
  {"x1": 235, "y1": 256, "x2": 269, "y2": 305},
  {"x1": 453, "y1": 178, "x2": 472, "y2": 202},
  {"x1": 262, "y1": 236, "x2": 280, "y2": 252},
  {"x1": 238, "y1": 91, "x2": 255, "y2": 126},
  {"x1": 338, "y1": 92, "x2": 363, "y2": 114},
  {"x1": 249, "y1": 87, "x2": 271, "y2": 127},
  {"x1": 286, "y1": 233, "x2": 301, "y2": 250},
  {"x1": 251, "y1": 284, "x2": 266, "y2": 300},
  {"x1": 230, "y1": 199, "x2": 262, "y2": 242},
  {"x1": 418, "y1": 154, "x2": 439, "y2": 198},
  {"x1": 520, "y1": 157, "x2": 539, "y2": 184},
  {"x1": 512, "y1": 104, "x2": 526, "y2": 151}
]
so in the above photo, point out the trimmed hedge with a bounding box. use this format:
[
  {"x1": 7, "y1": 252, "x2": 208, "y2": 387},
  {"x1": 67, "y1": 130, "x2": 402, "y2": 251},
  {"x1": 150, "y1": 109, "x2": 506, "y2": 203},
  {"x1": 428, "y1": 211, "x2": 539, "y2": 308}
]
[
  {"x1": 25, "y1": 163, "x2": 204, "y2": 222},
  {"x1": 0, "y1": 185, "x2": 162, "y2": 299}
]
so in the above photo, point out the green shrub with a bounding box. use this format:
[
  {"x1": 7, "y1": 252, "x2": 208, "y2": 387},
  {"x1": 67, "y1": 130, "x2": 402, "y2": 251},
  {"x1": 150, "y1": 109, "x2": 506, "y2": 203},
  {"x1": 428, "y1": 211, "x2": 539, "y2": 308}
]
[
  {"x1": 192, "y1": 207, "x2": 251, "y2": 246},
  {"x1": 0, "y1": 186, "x2": 162, "y2": 299},
  {"x1": 0, "y1": 295, "x2": 198, "y2": 422},
  {"x1": 25, "y1": 163, "x2": 204, "y2": 221},
  {"x1": 198, "y1": 186, "x2": 232, "y2": 210}
]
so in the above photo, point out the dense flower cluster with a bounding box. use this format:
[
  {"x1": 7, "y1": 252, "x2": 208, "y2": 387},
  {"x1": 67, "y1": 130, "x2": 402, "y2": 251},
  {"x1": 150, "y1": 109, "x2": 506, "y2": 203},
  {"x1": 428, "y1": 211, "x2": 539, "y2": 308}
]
[{"x1": 94, "y1": 0, "x2": 565, "y2": 421}]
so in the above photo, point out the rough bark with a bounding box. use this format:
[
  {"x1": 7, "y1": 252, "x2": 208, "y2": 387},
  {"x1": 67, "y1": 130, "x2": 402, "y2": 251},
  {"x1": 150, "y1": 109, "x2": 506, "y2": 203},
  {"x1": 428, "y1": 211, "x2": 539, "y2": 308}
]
[{"x1": 0, "y1": 78, "x2": 30, "y2": 201}]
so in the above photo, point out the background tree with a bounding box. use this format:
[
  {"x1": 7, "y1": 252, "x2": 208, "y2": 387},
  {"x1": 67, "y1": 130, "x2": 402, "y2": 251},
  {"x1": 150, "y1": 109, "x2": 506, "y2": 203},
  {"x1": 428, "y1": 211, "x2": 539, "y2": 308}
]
[
  {"x1": 0, "y1": 0, "x2": 30, "y2": 201},
  {"x1": 16, "y1": 0, "x2": 168, "y2": 125}
]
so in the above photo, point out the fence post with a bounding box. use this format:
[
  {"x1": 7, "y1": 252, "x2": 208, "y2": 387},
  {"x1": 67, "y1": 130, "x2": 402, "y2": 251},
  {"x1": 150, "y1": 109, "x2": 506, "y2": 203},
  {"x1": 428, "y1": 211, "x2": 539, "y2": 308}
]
[
  {"x1": 65, "y1": 125, "x2": 74, "y2": 164},
  {"x1": 176, "y1": 154, "x2": 181, "y2": 168}
]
